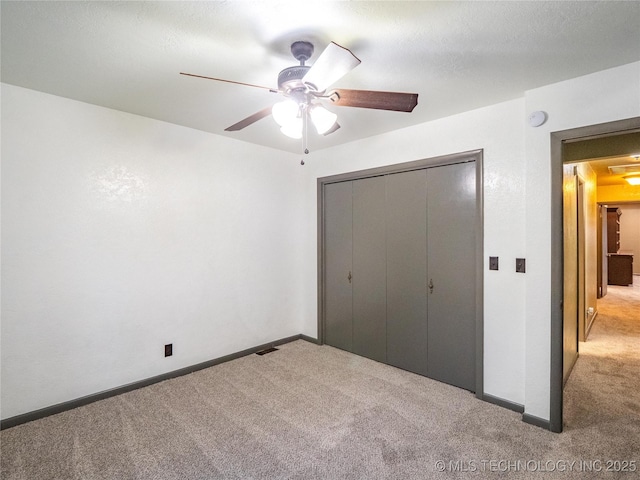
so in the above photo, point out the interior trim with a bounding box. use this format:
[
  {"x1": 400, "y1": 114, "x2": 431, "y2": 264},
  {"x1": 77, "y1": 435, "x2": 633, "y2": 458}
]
[
  {"x1": 1, "y1": 334, "x2": 315, "y2": 430},
  {"x1": 522, "y1": 413, "x2": 552, "y2": 430},
  {"x1": 300, "y1": 334, "x2": 320, "y2": 345},
  {"x1": 482, "y1": 393, "x2": 524, "y2": 413},
  {"x1": 585, "y1": 310, "x2": 598, "y2": 340}
]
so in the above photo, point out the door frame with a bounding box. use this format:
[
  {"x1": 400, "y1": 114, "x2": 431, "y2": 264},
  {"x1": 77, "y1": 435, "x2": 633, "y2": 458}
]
[
  {"x1": 561, "y1": 166, "x2": 580, "y2": 386},
  {"x1": 550, "y1": 116, "x2": 640, "y2": 433},
  {"x1": 577, "y1": 175, "x2": 586, "y2": 345},
  {"x1": 317, "y1": 149, "x2": 484, "y2": 398},
  {"x1": 560, "y1": 169, "x2": 586, "y2": 384}
]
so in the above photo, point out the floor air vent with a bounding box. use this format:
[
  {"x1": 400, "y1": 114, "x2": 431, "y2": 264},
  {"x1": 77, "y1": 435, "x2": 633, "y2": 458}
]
[{"x1": 255, "y1": 347, "x2": 279, "y2": 356}]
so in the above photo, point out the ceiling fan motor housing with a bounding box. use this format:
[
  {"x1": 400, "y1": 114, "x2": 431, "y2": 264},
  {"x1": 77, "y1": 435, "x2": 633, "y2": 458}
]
[
  {"x1": 278, "y1": 65, "x2": 313, "y2": 94},
  {"x1": 291, "y1": 41, "x2": 314, "y2": 64},
  {"x1": 277, "y1": 41, "x2": 319, "y2": 96}
]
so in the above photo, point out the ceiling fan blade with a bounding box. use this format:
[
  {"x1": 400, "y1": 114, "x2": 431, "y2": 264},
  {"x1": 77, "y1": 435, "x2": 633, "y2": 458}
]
[
  {"x1": 180, "y1": 72, "x2": 277, "y2": 92},
  {"x1": 302, "y1": 42, "x2": 361, "y2": 92},
  {"x1": 224, "y1": 106, "x2": 273, "y2": 131},
  {"x1": 323, "y1": 122, "x2": 341, "y2": 136},
  {"x1": 327, "y1": 89, "x2": 418, "y2": 112}
]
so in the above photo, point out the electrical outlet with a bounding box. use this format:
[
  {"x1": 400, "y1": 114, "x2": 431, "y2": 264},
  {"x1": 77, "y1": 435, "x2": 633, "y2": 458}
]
[
  {"x1": 489, "y1": 256, "x2": 499, "y2": 270},
  {"x1": 516, "y1": 258, "x2": 526, "y2": 273},
  {"x1": 165, "y1": 344, "x2": 173, "y2": 357}
]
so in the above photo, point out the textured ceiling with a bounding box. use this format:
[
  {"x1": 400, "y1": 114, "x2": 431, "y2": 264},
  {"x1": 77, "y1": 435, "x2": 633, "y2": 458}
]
[{"x1": 2, "y1": 1, "x2": 639, "y2": 154}]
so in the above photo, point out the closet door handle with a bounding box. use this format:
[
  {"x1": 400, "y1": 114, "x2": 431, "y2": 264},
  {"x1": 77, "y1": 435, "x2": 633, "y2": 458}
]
[
  {"x1": 428, "y1": 279, "x2": 434, "y2": 294},
  {"x1": 348, "y1": 271, "x2": 352, "y2": 283}
]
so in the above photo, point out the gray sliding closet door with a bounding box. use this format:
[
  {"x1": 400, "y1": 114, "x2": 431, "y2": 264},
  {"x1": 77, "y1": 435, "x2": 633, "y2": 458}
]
[
  {"x1": 426, "y1": 161, "x2": 476, "y2": 391},
  {"x1": 324, "y1": 181, "x2": 353, "y2": 352},
  {"x1": 386, "y1": 170, "x2": 428, "y2": 376},
  {"x1": 352, "y1": 176, "x2": 387, "y2": 363}
]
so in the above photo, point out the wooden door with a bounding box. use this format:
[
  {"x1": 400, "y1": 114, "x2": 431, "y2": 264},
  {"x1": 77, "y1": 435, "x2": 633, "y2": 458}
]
[
  {"x1": 426, "y1": 161, "x2": 477, "y2": 391},
  {"x1": 386, "y1": 170, "x2": 428, "y2": 376},
  {"x1": 352, "y1": 176, "x2": 387, "y2": 363},
  {"x1": 324, "y1": 181, "x2": 353, "y2": 352}
]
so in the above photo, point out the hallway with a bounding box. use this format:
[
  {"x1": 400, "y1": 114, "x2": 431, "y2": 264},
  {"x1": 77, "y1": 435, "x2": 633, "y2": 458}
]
[{"x1": 563, "y1": 275, "x2": 640, "y2": 456}]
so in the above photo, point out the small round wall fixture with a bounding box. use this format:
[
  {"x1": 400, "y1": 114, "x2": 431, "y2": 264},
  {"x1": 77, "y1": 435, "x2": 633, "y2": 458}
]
[{"x1": 528, "y1": 110, "x2": 548, "y2": 127}]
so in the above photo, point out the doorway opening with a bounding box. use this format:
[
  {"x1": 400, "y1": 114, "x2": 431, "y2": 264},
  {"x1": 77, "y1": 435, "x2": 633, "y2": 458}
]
[{"x1": 550, "y1": 117, "x2": 640, "y2": 433}]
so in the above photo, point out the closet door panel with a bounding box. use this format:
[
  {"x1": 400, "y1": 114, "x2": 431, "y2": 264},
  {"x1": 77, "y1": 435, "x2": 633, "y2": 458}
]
[
  {"x1": 426, "y1": 161, "x2": 476, "y2": 391},
  {"x1": 352, "y1": 176, "x2": 387, "y2": 363},
  {"x1": 324, "y1": 181, "x2": 353, "y2": 352},
  {"x1": 386, "y1": 170, "x2": 428, "y2": 376}
]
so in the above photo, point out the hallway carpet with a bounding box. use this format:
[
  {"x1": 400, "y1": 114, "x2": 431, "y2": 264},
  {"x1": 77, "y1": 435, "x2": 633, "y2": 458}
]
[
  {"x1": 2, "y1": 282, "x2": 639, "y2": 479},
  {"x1": 562, "y1": 276, "x2": 640, "y2": 455}
]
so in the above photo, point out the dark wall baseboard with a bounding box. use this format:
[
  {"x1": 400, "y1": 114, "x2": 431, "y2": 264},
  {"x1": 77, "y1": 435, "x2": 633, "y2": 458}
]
[
  {"x1": 1, "y1": 334, "x2": 318, "y2": 430},
  {"x1": 482, "y1": 393, "x2": 524, "y2": 413},
  {"x1": 300, "y1": 334, "x2": 320, "y2": 345},
  {"x1": 585, "y1": 310, "x2": 598, "y2": 339},
  {"x1": 522, "y1": 412, "x2": 553, "y2": 431},
  {"x1": 4, "y1": 334, "x2": 545, "y2": 433}
]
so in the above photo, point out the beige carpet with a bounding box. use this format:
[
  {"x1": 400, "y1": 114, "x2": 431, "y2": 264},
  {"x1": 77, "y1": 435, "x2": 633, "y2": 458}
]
[
  {"x1": 2, "y1": 283, "x2": 639, "y2": 479},
  {"x1": 562, "y1": 275, "x2": 640, "y2": 450}
]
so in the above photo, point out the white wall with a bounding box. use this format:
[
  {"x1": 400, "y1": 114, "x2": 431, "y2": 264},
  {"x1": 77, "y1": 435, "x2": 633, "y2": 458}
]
[
  {"x1": 523, "y1": 61, "x2": 640, "y2": 420},
  {"x1": 1, "y1": 84, "x2": 303, "y2": 419},
  {"x1": 299, "y1": 98, "x2": 528, "y2": 406},
  {"x1": 3, "y1": 61, "x2": 639, "y2": 425},
  {"x1": 300, "y1": 61, "x2": 640, "y2": 420}
]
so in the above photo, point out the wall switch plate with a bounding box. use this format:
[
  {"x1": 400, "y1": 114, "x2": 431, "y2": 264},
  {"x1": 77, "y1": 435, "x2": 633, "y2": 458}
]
[
  {"x1": 165, "y1": 344, "x2": 173, "y2": 357},
  {"x1": 489, "y1": 256, "x2": 499, "y2": 270},
  {"x1": 516, "y1": 258, "x2": 526, "y2": 273}
]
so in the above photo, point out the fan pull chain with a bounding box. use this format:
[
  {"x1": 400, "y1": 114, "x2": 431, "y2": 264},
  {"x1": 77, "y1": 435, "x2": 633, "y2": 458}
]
[{"x1": 301, "y1": 107, "x2": 309, "y2": 165}]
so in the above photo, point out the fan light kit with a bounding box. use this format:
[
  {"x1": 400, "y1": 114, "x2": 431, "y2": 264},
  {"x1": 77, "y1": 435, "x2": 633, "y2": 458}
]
[
  {"x1": 271, "y1": 99, "x2": 337, "y2": 138},
  {"x1": 180, "y1": 40, "x2": 418, "y2": 159}
]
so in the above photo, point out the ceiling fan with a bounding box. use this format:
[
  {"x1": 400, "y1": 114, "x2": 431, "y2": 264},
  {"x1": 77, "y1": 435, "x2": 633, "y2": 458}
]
[{"x1": 180, "y1": 41, "x2": 418, "y2": 141}]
